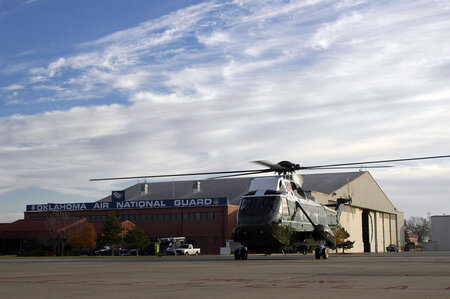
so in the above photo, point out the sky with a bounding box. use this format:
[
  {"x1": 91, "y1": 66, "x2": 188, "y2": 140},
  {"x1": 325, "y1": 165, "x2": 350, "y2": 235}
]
[{"x1": 1, "y1": 0, "x2": 450, "y2": 223}]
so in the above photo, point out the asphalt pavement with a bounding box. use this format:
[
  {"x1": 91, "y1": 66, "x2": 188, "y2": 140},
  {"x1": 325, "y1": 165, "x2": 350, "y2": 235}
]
[{"x1": 0, "y1": 251, "x2": 449, "y2": 298}]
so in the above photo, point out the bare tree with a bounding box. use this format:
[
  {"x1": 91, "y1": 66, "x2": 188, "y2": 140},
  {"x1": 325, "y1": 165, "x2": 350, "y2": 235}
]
[
  {"x1": 405, "y1": 216, "x2": 430, "y2": 242},
  {"x1": 46, "y1": 211, "x2": 69, "y2": 256}
]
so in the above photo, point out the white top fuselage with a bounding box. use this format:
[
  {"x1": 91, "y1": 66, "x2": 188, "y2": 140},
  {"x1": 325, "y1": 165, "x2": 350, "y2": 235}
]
[{"x1": 245, "y1": 176, "x2": 338, "y2": 229}]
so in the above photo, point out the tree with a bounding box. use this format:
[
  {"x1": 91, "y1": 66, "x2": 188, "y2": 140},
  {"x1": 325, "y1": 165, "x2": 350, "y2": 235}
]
[
  {"x1": 123, "y1": 227, "x2": 150, "y2": 256},
  {"x1": 98, "y1": 213, "x2": 123, "y2": 256},
  {"x1": 334, "y1": 226, "x2": 354, "y2": 253},
  {"x1": 334, "y1": 227, "x2": 347, "y2": 253},
  {"x1": 405, "y1": 216, "x2": 430, "y2": 242},
  {"x1": 342, "y1": 239, "x2": 355, "y2": 252},
  {"x1": 66, "y1": 222, "x2": 96, "y2": 250},
  {"x1": 46, "y1": 211, "x2": 70, "y2": 256}
]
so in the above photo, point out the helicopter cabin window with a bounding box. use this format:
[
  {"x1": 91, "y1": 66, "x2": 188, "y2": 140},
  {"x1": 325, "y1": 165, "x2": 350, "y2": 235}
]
[{"x1": 282, "y1": 197, "x2": 290, "y2": 216}]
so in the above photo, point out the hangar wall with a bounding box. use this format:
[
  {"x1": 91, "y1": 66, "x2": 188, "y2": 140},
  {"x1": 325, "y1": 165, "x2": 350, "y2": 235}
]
[
  {"x1": 428, "y1": 215, "x2": 450, "y2": 250},
  {"x1": 310, "y1": 172, "x2": 404, "y2": 253},
  {"x1": 334, "y1": 207, "x2": 402, "y2": 253}
]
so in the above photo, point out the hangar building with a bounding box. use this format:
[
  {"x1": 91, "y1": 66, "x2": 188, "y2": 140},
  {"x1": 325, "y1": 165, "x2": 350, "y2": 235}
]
[
  {"x1": 303, "y1": 172, "x2": 405, "y2": 252},
  {"x1": 18, "y1": 171, "x2": 404, "y2": 254}
]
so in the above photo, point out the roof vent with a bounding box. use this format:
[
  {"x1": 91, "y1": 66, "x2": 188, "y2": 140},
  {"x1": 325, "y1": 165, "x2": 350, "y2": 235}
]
[
  {"x1": 193, "y1": 181, "x2": 201, "y2": 193},
  {"x1": 140, "y1": 183, "x2": 149, "y2": 195}
]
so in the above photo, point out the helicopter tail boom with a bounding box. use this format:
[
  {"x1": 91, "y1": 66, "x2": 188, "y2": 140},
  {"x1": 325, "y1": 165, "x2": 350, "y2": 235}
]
[{"x1": 335, "y1": 197, "x2": 352, "y2": 222}]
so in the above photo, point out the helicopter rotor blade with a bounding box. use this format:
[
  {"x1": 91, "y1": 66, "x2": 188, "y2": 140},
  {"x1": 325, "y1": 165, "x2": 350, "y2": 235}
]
[
  {"x1": 208, "y1": 169, "x2": 272, "y2": 179},
  {"x1": 252, "y1": 160, "x2": 285, "y2": 172},
  {"x1": 89, "y1": 169, "x2": 266, "y2": 182},
  {"x1": 90, "y1": 155, "x2": 450, "y2": 182},
  {"x1": 305, "y1": 165, "x2": 393, "y2": 170},
  {"x1": 303, "y1": 155, "x2": 450, "y2": 169}
]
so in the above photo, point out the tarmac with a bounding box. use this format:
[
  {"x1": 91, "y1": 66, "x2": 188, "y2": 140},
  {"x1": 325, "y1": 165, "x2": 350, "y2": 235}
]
[{"x1": 0, "y1": 251, "x2": 449, "y2": 298}]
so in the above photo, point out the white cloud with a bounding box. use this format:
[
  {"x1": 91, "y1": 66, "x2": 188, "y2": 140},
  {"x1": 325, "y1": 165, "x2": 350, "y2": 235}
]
[
  {"x1": 336, "y1": 0, "x2": 367, "y2": 9},
  {"x1": 197, "y1": 31, "x2": 232, "y2": 46},
  {"x1": 310, "y1": 12, "x2": 363, "y2": 50},
  {"x1": 2, "y1": 84, "x2": 24, "y2": 91}
]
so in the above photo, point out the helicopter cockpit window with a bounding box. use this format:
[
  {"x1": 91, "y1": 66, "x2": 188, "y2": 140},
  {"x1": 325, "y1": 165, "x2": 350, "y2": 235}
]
[{"x1": 239, "y1": 196, "x2": 277, "y2": 216}]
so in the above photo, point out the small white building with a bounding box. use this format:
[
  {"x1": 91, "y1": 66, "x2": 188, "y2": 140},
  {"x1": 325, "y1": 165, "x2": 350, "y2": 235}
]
[{"x1": 428, "y1": 215, "x2": 450, "y2": 250}]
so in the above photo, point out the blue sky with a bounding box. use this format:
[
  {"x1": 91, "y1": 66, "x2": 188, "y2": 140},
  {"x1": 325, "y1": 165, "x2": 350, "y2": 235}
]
[{"x1": 1, "y1": 0, "x2": 450, "y2": 222}]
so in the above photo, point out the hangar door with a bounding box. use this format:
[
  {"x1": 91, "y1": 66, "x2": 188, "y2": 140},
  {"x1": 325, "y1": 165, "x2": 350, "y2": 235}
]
[{"x1": 362, "y1": 210, "x2": 371, "y2": 252}]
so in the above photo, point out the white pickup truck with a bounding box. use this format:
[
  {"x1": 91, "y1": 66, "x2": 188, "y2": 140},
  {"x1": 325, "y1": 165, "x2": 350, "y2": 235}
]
[{"x1": 175, "y1": 244, "x2": 200, "y2": 255}]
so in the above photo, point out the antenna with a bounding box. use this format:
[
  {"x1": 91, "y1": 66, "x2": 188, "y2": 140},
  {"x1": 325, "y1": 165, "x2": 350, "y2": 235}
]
[{"x1": 172, "y1": 179, "x2": 175, "y2": 199}]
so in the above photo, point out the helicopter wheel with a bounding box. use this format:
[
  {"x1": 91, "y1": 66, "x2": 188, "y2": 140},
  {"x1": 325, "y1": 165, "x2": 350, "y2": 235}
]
[
  {"x1": 315, "y1": 248, "x2": 321, "y2": 259},
  {"x1": 240, "y1": 248, "x2": 248, "y2": 260},
  {"x1": 234, "y1": 249, "x2": 241, "y2": 260},
  {"x1": 321, "y1": 248, "x2": 329, "y2": 259}
]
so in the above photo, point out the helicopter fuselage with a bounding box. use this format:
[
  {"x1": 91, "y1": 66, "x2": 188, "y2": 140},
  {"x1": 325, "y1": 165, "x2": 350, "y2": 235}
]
[{"x1": 232, "y1": 176, "x2": 339, "y2": 254}]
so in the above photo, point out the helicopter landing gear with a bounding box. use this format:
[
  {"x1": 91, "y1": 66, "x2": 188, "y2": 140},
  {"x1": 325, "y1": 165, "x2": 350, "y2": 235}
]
[
  {"x1": 234, "y1": 247, "x2": 248, "y2": 260},
  {"x1": 315, "y1": 248, "x2": 321, "y2": 259},
  {"x1": 315, "y1": 247, "x2": 329, "y2": 259},
  {"x1": 315, "y1": 241, "x2": 328, "y2": 260},
  {"x1": 321, "y1": 248, "x2": 329, "y2": 259}
]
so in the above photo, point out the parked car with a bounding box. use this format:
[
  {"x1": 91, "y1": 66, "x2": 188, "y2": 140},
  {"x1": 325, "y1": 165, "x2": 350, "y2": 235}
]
[
  {"x1": 93, "y1": 246, "x2": 110, "y2": 256},
  {"x1": 119, "y1": 248, "x2": 131, "y2": 256},
  {"x1": 175, "y1": 244, "x2": 200, "y2": 255},
  {"x1": 162, "y1": 246, "x2": 176, "y2": 255},
  {"x1": 386, "y1": 244, "x2": 398, "y2": 252},
  {"x1": 80, "y1": 248, "x2": 93, "y2": 256}
]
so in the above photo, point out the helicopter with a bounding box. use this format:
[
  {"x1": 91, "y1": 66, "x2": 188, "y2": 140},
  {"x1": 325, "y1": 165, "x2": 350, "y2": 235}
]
[
  {"x1": 231, "y1": 165, "x2": 346, "y2": 260},
  {"x1": 90, "y1": 155, "x2": 450, "y2": 260}
]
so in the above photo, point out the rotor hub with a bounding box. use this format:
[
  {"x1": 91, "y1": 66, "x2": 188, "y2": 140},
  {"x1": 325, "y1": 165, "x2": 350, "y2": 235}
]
[{"x1": 276, "y1": 161, "x2": 300, "y2": 173}]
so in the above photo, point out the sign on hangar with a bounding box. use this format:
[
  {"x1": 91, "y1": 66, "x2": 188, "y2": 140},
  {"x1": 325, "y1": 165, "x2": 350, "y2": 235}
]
[{"x1": 26, "y1": 197, "x2": 229, "y2": 212}]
